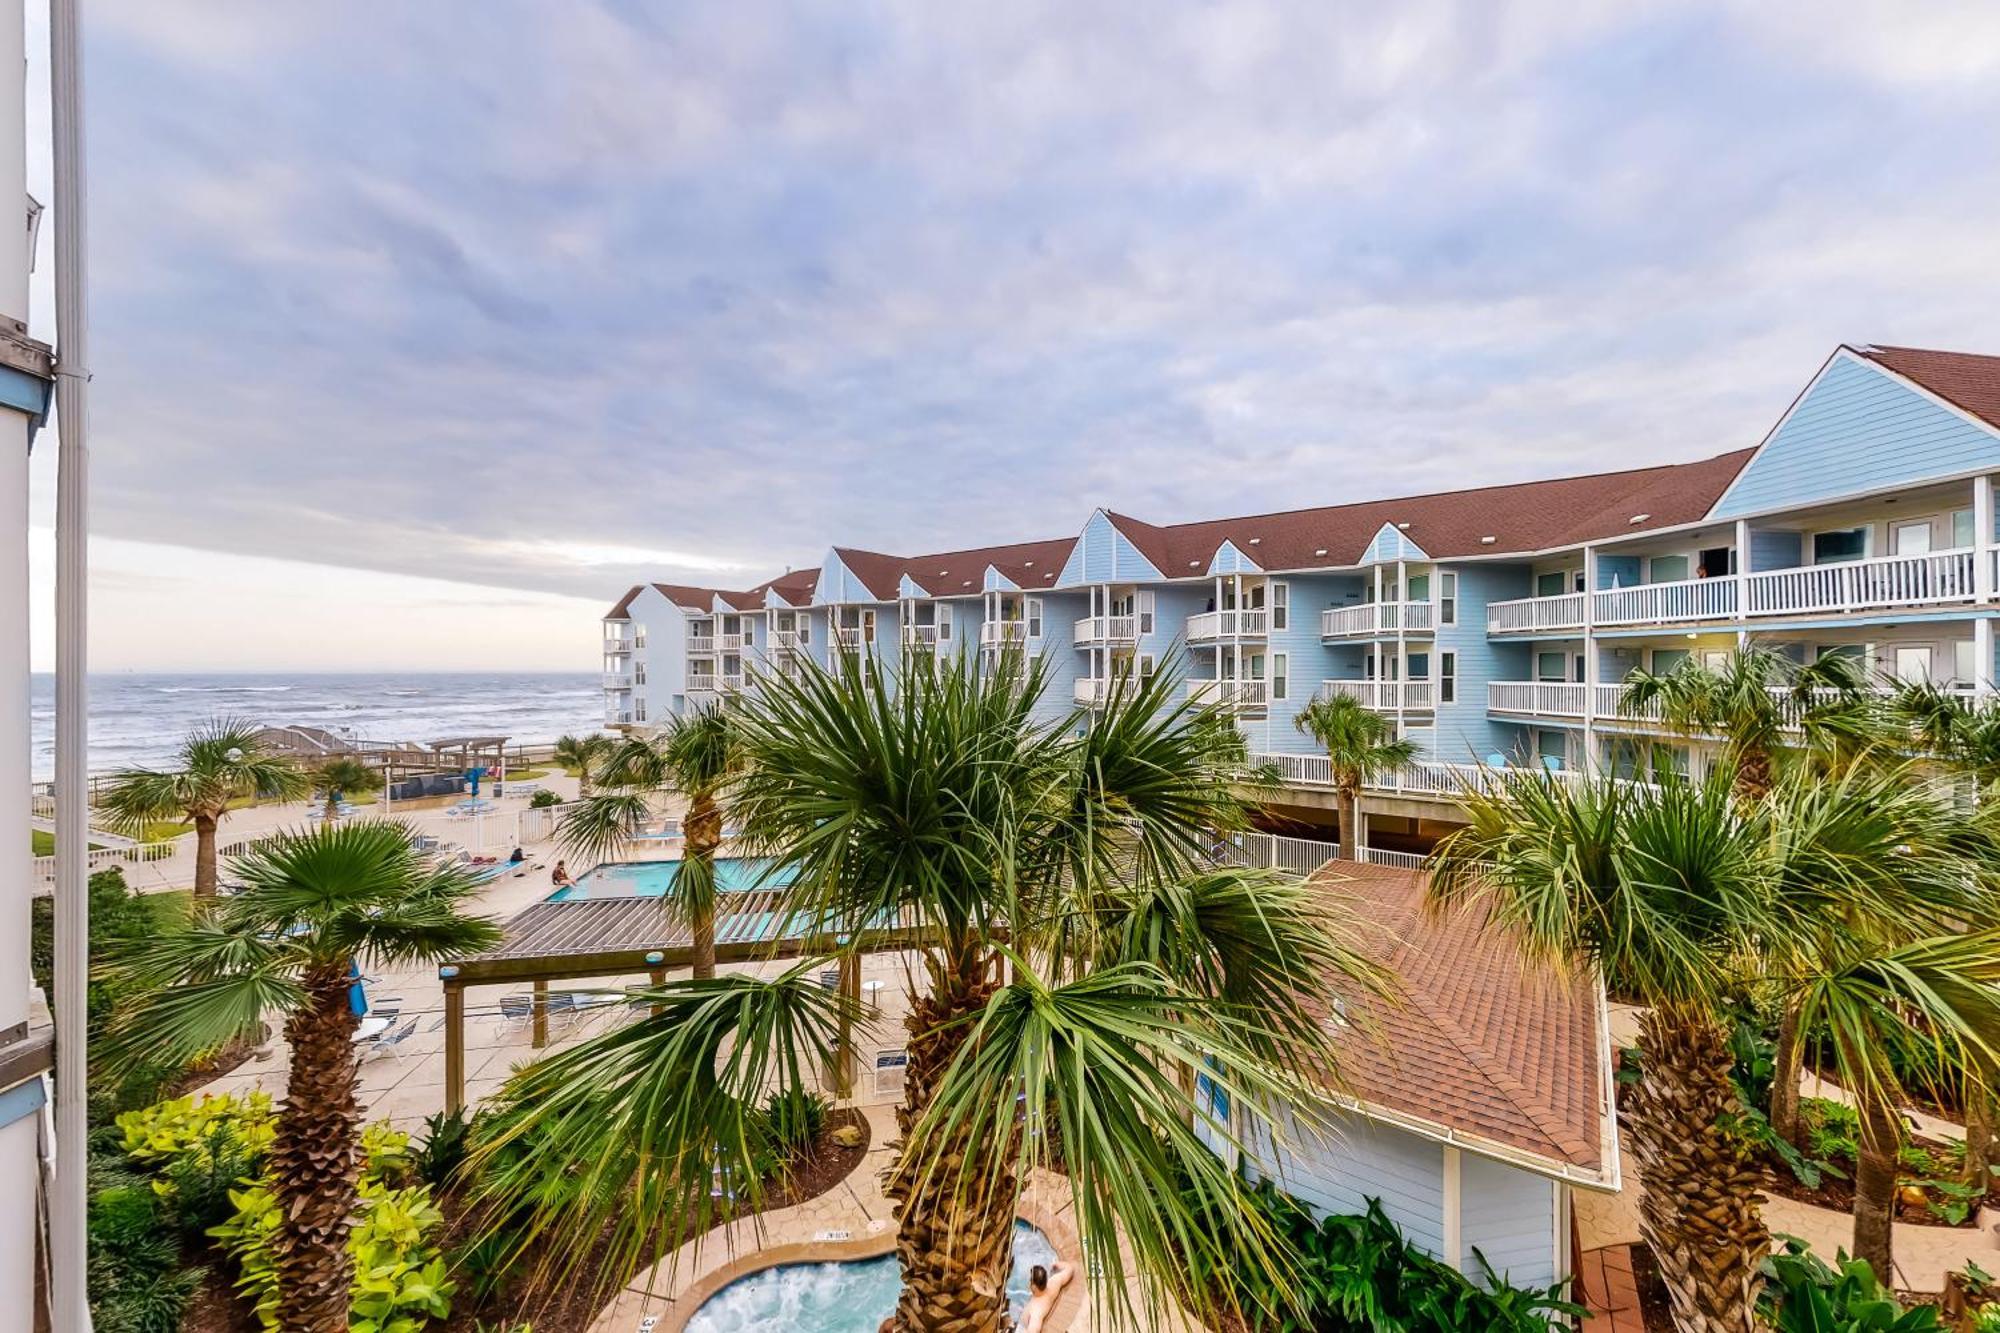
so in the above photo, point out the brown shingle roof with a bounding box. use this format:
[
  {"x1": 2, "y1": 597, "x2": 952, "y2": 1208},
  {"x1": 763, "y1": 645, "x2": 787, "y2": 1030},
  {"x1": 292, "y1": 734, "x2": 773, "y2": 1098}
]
[
  {"x1": 829, "y1": 547, "x2": 909, "y2": 601},
  {"x1": 824, "y1": 536, "x2": 1080, "y2": 600},
  {"x1": 604, "y1": 586, "x2": 644, "y2": 620},
  {"x1": 1309, "y1": 861, "x2": 1613, "y2": 1181},
  {"x1": 1852, "y1": 344, "x2": 2000, "y2": 432},
  {"x1": 1122, "y1": 450, "x2": 1753, "y2": 575}
]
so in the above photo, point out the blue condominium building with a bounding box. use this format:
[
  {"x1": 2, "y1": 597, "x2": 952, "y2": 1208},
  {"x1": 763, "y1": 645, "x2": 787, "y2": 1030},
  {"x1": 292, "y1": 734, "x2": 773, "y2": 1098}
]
[{"x1": 601, "y1": 344, "x2": 2000, "y2": 845}]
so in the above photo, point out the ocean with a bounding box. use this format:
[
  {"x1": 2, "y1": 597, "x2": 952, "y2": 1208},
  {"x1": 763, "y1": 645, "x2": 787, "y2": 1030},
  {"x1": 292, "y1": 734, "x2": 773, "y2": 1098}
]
[{"x1": 28, "y1": 672, "x2": 604, "y2": 782}]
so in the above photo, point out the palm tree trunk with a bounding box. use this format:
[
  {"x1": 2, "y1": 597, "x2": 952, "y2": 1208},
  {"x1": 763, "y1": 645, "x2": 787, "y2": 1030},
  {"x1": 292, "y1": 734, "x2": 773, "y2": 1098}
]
[
  {"x1": 1852, "y1": 1091, "x2": 1902, "y2": 1281},
  {"x1": 685, "y1": 791, "x2": 721, "y2": 981},
  {"x1": 192, "y1": 811, "x2": 220, "y2": 899},
  {"x1": 323, "y1": 791, "x2": 340, "y2": 821},
  {"x1": 1962, "y1": 1084, "x2": 1994, "y2": 1192},
  {"x1": 1769, "y1": 1002, "x2": 1805, "y2": 1149},
  {"x1": 269, "y1": 960, "x2": 364, "y2": 1332},
  {"x1": 1733, "y1": 747, "x2": 1774, "y2": 804},
  {"x1": 1626, "y1": 1005, "x2": 1769, "y2": 1333},
  {"x1": 1338, "y1": 783, "x2": 1358, "y2": 862},
  {"x1": 884, "y1": 942, "x2": 1016, "y2": 1333}
]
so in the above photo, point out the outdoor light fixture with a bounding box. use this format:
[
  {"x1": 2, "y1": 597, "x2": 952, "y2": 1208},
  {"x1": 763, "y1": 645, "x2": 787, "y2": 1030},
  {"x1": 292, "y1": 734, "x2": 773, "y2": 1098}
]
[
  {"x1": 644, "y1": 950, "x2": 665, "y2": 965},
  {"x1": 437, "y1": 965, "x2": 459, "y2": 979}
]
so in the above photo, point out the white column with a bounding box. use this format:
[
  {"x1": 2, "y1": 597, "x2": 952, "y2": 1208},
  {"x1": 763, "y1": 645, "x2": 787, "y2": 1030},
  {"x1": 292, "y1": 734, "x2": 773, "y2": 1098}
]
[
  {"x1": 1734, "y1": 517, "x2": 1751, "y2": 626},
  {"x1": 1976, "y1": 476, "x2": 1994, "y2": 605},
  {"x1": 1440, "y1": 1145, "x2": 1463, "y2": 1273},
  {"x1": 1394, "y1": 559, "x2": 1407, "y2": 734},
  {"x1": 1581, "y1": 546, "x2": 1599, "y2": 773},
  {"x1": 1977, "y1": 619, "x2": 1993, "y2": 698}
]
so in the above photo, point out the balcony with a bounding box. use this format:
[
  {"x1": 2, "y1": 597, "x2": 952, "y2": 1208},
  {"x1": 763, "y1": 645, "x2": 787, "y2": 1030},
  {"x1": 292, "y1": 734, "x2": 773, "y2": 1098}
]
[
  {"x1": 601, "y1": 672, "x2": 632, "y2": 692},
  {"x1": 1074, "y1": 677, "x2": 1112, "y2": 706},
  {"x1": 771, "y1": 628, "x2": 808, "y2": 651},
  {"x1": 1186, "y1": 609, "x2": 1268, "y2": 643},
  {"x1": 904, "y1": 624, "x2": 940, "y2": 649},
  {"x1": 1187, "y1": 678, "x2": 1268, "y2": 710},
  {"x1": 605, "y1": 707, "x2": 634, "y2": 726},
  {"x1": 981, "y1": 620, "x2": 1029, "y2": 647},
  {"x1": 832, "y1": 626, "x2": 869, "y2": 652},
  {"x1": 1488, "y1": 550, "x2": 1981, "y2": 634},
  {"x1": 688, "y1": 674, "x2": 718, "y2": 694},
  {"x1": 1074, "y1": 615, "x2": 1138, "y2": 646},
  {"x1": 1488, "y1": 681, "x2": 1588, "y2": 717},
  {"x1": 687, "y1": 635, "x2": 716, "y2": 655},
  {"x1": 1320, "y1": 679, "x2": 1434, "y2": 711},
  {"x1": 604, "y1": 636, "x2": 633, "y2": 654},
  {"x1": 1320, "y1": 602, "x2": 1434, "y2": 639}
]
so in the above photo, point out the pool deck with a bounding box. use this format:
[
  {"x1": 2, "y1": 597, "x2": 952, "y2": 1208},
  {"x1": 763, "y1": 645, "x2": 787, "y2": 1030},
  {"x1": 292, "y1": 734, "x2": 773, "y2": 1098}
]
[{"x1": 589, "y1": 1100, "x2": 1106, "y2": 1333}]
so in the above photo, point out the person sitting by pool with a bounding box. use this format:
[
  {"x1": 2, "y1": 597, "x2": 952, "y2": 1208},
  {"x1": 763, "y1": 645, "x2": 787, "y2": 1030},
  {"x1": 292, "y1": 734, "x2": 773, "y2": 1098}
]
[
  {"x1": 508, "y1": 846, "x2": 525, "y2": 864},
  {"x1": 550, "y1": 860, "x2": 571, "y2": 888},
  {"x1": 1023, "y1": 1258, "x2": 1074, "y2": 1332}
]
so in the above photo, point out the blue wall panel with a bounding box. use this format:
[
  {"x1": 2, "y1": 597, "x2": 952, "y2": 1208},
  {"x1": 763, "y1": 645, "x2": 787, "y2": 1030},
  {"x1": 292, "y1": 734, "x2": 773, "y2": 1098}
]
[
  {"x1": 1712, "y1": 355, "x2": 2000, "y2": 518},
  {"x1": 1459, "y1": 1156, "x2": 1558, "y2": 1290},
  {"x1": 1749, "y1": 528, "x2": 1803, "y2": 573},
  {"x1": 1362, "y1": 523, "x2": 1431, "y2": 565},
  {"x1": 1208, "y1": 540, "x2": 1262, "y2": 575},
  {"x1": 1594, "y1": 555, "x2": 1640, "y2": 590},
  {"x1": 1434, "y1": 563, "x2": 1532, "y2": 764}
]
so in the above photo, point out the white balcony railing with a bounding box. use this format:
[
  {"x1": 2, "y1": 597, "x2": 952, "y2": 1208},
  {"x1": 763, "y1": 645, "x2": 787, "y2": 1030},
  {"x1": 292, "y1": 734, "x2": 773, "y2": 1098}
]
[
  {"x1": 1186, "y1": 609, "x2": 1269, "y2": 642},
  {"x1": 1319, "y1": 679, "x2": 1435, "y2": 711},
  {"x1": 1488, "y1": 681, "x2": 1587, "y2": 717},
  {"x1": 1745, "y1": 549, "x2": 1977, "y2": 616},
  {"x1": 1319, "y1": 602, "x2": 1436, "y2": 638},
  {"x1": 833, "y1": 626, "x2": 868, "y2": 650},
  {"x1": 601, "y1": 673, "x2": 632, "y2": 691},
  {"x1": 1074, "y1": 615, "x2": 1138, "y2": 646},
  {"x1": 606, "y1": 708, "x2": 634, "y2": 726},
  {"x1": 604, "y1": 636, "x2": 632, "y2": 654},
  {"x1": 1074, "y1": 678, "x2": 1111, "y2": 705},
  {"x1": 771, "y1": 628, "x2": 807, "y2": 651},
  {"x1": 1487, "y1": 592, "x2": 1587, "y2": 634},
  {"x1": 687, "y1": 636, "x2": 716, "y2": 655},
  {"x1": 981, "y1": 620, "x2": 1028, "y2": 646},
  {"x1": 688, "y1": 674, "x2": 718, "y2": 693},
  {"x1": 904, "y1": 624, "x2": 939, "y2": 649},
  {"x1": 1187, "y1": 679, "x2": 1269, "y2": 709},
  {"x1": 1594, "y1": 576, "x2": 1738, "y2": 626}
]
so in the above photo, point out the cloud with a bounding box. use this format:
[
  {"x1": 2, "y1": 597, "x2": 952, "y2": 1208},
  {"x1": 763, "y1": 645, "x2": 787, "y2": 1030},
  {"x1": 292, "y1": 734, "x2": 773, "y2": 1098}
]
[{"x1": 46, "y1": 0, "x2": 2000, "y2": 663}]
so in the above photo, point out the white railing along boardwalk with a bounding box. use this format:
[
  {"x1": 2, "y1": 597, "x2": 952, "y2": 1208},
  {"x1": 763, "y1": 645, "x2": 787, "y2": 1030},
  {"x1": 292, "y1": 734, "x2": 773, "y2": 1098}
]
[
  {"x1": 32, "y1": 838, "x2": 195, "y2": 895},
  {"x1": 1186, "y1": 609, "x2": 1269, "y2": 641},
  {"x1": 1593, "y1": 575, "x2": 1738, "y2": 626},
  {"x1": 1074, "y1": 615, "x2": 1137, "y2": 645},
  {"x1": 1358, "y1": 847, "x2": 1430, "y2": 870},
  {"x1": 1745, "y1": 549, "x2": 1976, "y2": 615},
  {"x1": 1320, "y1": 679, "x2": 1436, "y2": 710},
  {"x1": 1215, "y1": 831, "x2": 1338, "y2": 878},
  {"x1": 1487, "y1": 592, "x2": 1586, "y2": 634},
  {"x1": 1188, "y1": 679, "x2": 1268, "y2": 708},
  {"x1": 1319, "y1": 602, "x2": 1435, "y2": 638}
]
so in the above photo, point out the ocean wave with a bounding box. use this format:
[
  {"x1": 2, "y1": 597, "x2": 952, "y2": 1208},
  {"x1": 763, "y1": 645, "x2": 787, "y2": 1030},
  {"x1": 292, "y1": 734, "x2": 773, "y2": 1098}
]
[{"x1": 155, "y1": 685, "x2": 294, "y2": 694}]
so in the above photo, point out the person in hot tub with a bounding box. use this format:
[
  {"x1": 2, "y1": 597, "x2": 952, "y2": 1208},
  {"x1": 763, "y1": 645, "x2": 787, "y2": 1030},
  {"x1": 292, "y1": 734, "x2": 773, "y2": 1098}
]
[
  {"x1": 550, "y1": 860, "x2": 571, "y2": 888},
  {"x1": 1023, "y1": 1256, "x2": 1074, "y2": 1332}
]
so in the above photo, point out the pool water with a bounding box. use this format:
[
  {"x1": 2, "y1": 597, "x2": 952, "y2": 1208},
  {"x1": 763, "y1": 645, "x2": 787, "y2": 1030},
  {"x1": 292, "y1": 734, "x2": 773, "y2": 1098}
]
[
  {"x1": 547, "y1": 857, "x2": 792, "y2": 901},
  {"x1": 684, "y1": 1221, "x2": 1057, "y2": 1332}
]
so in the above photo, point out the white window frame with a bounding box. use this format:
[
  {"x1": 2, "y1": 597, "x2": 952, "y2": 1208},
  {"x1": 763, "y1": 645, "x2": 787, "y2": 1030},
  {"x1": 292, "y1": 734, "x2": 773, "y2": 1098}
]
[
  {"x1": 1270, "y1": 582, "x2": 1289, "y2": 631},
  {"x1": 1439, "y1": 651, "x2": 1455, "y2": 704},
  {"x1": 938, "y1": 605, "x2": 953, "y2": 641},
  {"x1": 1438, "y1": 572, "x2": 1457, "y2": 626},
  {"x1": 1271, "y1": 652, "x2": 1288, "y2": 700},
  {"x1": 1026, "y1": 596, "x2": 1044, "y2": 639},
  {"x1": 1137, "y1": 591, "x2": 1156, "y2": 636}
]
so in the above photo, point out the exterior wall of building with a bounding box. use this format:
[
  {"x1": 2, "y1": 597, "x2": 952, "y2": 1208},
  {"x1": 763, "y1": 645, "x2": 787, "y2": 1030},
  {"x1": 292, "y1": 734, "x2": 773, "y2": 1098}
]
[
  {"x1": 1432, "y1": 562, "x2": 1533, "y2": 764},
  {"x1": 1459, "y1": 1154, "x2": 1561, "y2": 1289}
]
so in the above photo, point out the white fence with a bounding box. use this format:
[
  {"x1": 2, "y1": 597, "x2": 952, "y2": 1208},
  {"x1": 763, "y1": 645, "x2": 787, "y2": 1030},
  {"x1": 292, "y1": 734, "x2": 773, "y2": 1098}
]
[
  {"x1": 1745, "y1": 549, "x2": 1976, "y2": 616},
  {"x1": 1594, "y1": 575, "x2": 1737, "y2": 626},
  {"x1": 1487, "y1": 591, "x2": 1585, "y2": 634},
  {"x1": 1220, "y1": 832, "x2": 1427, "y2": 876},
  {"x1": 1357, "y1": 847, "x2": 1430, "y2": 870},
  {"x1": 32, "y1": 838, "x2": 197, "y2": 894},
  {"x1": 1186, "y1": 609, "x2": 1269, "y2": 641},
  {"x1": 1319, "y1": 602, "x2": 1435, "y2": 638},
  {"x1": 1322, "y1": 679, "x2": 1435, "y2": 711}
]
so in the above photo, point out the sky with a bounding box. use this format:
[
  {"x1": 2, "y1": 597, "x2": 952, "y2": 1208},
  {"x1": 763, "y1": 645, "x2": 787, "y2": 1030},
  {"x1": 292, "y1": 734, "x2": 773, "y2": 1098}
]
[{"x1": 23, "y1": 0, "x2": 2000, "y2": 670}]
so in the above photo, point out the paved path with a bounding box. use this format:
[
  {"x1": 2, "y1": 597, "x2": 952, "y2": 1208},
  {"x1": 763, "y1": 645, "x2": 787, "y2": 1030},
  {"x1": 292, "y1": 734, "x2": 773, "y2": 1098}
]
[{"x1": 1578, "y1": 1244, "x2": 1645, "y2": 1333}]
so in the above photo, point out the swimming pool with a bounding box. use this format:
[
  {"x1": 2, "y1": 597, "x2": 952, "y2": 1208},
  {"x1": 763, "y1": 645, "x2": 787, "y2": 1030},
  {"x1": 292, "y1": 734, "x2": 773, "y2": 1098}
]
[
  {"x1": 684, "y1": 1221, "x2": 1056, "y2": 1332},
  {"x1": 547, "y1": 856, "x2": 792, "y2": 902}
]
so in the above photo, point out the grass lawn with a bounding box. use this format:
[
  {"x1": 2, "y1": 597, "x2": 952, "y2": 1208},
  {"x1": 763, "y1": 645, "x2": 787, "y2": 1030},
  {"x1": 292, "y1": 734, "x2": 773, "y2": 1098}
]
[
  {"x1": 31, "y1": 829, "x2": 107, "y2": 854},
  {"x1": 497, "y1": 766, "x2": 549, "y2": 781},
  {"x1": 140, "y1": 889, "x2": 194, "y2": 926}
]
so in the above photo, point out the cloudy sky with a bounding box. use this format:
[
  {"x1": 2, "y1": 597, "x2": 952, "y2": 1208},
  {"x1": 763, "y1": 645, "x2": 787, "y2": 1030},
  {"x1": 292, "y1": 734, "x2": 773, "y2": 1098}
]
[{"x1": 25, "y1": 0, "x2": 2000, "y2": 669}]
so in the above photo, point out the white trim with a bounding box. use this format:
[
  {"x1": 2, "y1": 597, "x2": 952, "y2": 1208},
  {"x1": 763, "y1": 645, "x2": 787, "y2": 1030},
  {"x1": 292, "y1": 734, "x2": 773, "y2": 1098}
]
[{"x1": 1440, "y1": 1146, "x2": 1463, "y2": 1273}]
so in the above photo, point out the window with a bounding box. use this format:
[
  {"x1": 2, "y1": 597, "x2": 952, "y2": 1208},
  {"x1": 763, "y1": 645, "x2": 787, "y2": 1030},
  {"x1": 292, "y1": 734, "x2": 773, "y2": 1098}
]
[
  {"x1": 1648, "y1": 554, "x2": 1690, "y2": 583},
  {"x1": 938, "y1": 606, "x2": 952, "y2": 641},
  {"x1": 1953, "y1": 509, "x2": 1976, "y2": 549},
  {"x1": 1536, "y1": 651, "x2": 1567, "y2": 683},
  {"x1": 1138, "y1": 591, "x2": 1155, "y2": 635},
  {"x1": 1406, "y1": 651, "x2": 1430, "y2": 679},
  {"x1": 1894, "y1": 521, "x2": 1932, "y2": 556},
  {"x1": 1026, "y1": 597, "x2": 1043, "y2": 638},
  {"x1": 634, "y1": 666, "x2": 646, "y2": 685},
  {"x1": 1894, "y1": 646, "x2": 1933, "y2": 684},
  {"x1": 1439, "y1": 652, "x2": 1456, "y2": 704},
  {"x1": 1698, "y1": 547, "x2": 1734, "y2": 578},
  {"x1": 635, "y1": 701, "x2": 648, "y2": 722},
  {"x1": 1812, "y1": 528, "x2": 1867, "y2": 564},
  {"x1": 1405, "y1": 573, "x2": 1430, "y2": 602},
  {"x1": 1537, "y1": 731, "x2": 1567, "y2": 768},
  {"x1": 1651, "y1": 647, "x2": 1689, "y2": 673},
  {"x1": 1271, "y1": 653, "x2": 1288, "y2": 700},
  {"x1": 1270, "y1": 582, "x2": 1289, "y2": 631},
  {"x1": 1138, "y1": 654, "x2": 1156, "y2": 682},
  {"x1": 1438, "y1": 573, "x2": 1457, "y2": 625},
  {"x1": 1536, "y1": 571, "x2": 1567, "y2": 598},
  {"x1": 1955, "y1": 640, "x2": 1977, "y2": 687}
]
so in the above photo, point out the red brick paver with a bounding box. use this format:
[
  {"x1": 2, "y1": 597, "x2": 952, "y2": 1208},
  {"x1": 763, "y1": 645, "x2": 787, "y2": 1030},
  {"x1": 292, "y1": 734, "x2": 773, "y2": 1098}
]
[{"x1": 1579, "y1": 1243, "x2": 1647, "y2": 1333}]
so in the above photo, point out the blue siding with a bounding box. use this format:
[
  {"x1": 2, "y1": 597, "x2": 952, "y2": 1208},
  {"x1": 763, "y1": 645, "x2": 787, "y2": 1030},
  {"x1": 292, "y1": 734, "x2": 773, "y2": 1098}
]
[
  {"x1": 1031, "y1": 590, "x2": 1087, "y2": 727},
  {"x1": 815, "y1": 552, "x2": 877, "y2": 606},
  {"x1": 1243, "y1": 1112, "x2": 1446, "y2": 1258},
  {"x1": 982, "y1": 565, "x2": 1018, "y2": 592},
  {"x1": 1362, "y1": 523, "x2": 1431, "y2": 564},
  {"x1": 1434, "y1": 563, "x2": 1532, "y2": 763},
  {"x1": 1239, "y1": 574, "x2": 1339, "y2": 755},
  {"x1": 1594, "y1": 554, "x2": 1639, "y2": 590},
  {"x1": 1749, "y1": 528, "x2": 1803, "y2": 572},
  {"x1": 1065, "y1": 510, "x2": 1167, "y2": 585},
  {"x1": 1208, "y1": 539, "x2": 1262, "y2": 574},
  {"x1": 1459, "y1": 1155, "x2": 1558, "y2": 1290},
  {"x1": 896, "y1": 574, "x2": 929, "y2": 599},
  {"x1": 1713, "y1": 354, "x2": 2000, "y2": 518}
]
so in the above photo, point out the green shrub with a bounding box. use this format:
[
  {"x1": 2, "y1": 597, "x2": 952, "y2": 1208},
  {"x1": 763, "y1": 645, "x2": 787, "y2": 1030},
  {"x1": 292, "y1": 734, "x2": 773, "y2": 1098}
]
[
  {"x1": 117, "y1": 1090, "x2": 276, "y2": 1166},
  {"x1": 86, "y1": 1148, "x2": 200, "y2": 1333},
  {"x1": 412, "y1": 1107, "x2": 476, "y2": 1188},
  {"x1": 1758, "y1": 1240, "x2": 1941, "y2": 1332},
  {"x1": 1802, "y1": 1097, "x2": 1861, "y2": 1165},
  {"x1": 527, "y1": 789, "x2": 561, "y2": 809},
  {"x1": 760, "y1": 1089, "x2": 829, "y2": 1157}
]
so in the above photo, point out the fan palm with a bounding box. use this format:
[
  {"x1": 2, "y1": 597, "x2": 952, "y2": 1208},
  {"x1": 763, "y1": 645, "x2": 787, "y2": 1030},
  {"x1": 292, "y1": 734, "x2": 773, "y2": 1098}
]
[
  {"x1": 470, "y1": 653, "x2": 1380, "y2": 1331},
  {"x1": 98, "y1": 718, "x2": 311, "y2": 899},
  {"x1": 310, "y1": 756, "x2": 381, "y2": 821},
  {"x1": 101, "y1": 821, "x2": 500, "y2": 1332},
  {"x1": 1291, "y1": 691, "x2": 1418, "y2": 861},
  {"x1": 1431, "y1": 763, "x2": 2000, "y2": 1326},
  {"x1": 551, "y1": 732, "x2": 616, "y2": 797},
  {"x1": 1617, "y1": 645, "x2": 1875, "y2": 803},
  {"x1": 555, "y1": 704, "x2": 741, "y2": 979}
]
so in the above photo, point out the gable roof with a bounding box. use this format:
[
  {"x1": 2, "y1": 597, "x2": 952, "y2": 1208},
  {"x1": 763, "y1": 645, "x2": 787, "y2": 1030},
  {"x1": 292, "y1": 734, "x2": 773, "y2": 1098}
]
[
  {"x1": 1308, "y1": 861, "x2": 1615, "y2": 1185},
  {"x1": 854, "y1": 536, "x2": 1079, "y2": 598},
  {"x1": 828, "y1": 547, "x2": 909, "y2": 602},
  {"x1": 1852, "y1": 345, "x2": 2000, "y2": 433},
  {"x1": 649, "y1": 583, "x2": 728, "y2": 613},
  {"x1": 604, "y1": 586, "x2": 644, "y2": 620}
]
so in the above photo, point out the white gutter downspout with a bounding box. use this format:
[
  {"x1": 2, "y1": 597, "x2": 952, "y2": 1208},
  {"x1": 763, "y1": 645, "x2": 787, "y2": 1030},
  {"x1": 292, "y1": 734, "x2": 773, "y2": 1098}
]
[{"x1": 48, "y1": 0, "x2": 91, "y2": 1325}]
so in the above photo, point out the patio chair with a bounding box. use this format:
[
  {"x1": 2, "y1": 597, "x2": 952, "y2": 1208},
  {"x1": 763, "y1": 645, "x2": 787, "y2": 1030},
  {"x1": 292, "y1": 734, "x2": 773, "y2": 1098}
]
[
  {"x1": 874, "y1": 1047, "x2": 909, "y2": 1097},
  {"x1": 362, "y1": 1018, "x2": 420, "y2": 1063},
  {"x1": 818, "y1": 969, "x2": 841, "y2": 991},
  {"x1": 496, "y1": 993, "x2": 536, "y2": 1033}
]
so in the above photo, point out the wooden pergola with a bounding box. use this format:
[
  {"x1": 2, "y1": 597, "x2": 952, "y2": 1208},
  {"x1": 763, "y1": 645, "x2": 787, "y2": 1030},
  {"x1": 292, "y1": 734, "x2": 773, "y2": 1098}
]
[{"x1": 436, "y1": 892, "x2": 926, "y2": 1114}]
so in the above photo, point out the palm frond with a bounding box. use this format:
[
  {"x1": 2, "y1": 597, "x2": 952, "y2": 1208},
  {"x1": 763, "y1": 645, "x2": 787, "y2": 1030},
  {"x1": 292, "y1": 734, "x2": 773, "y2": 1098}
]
[{"x1": 555, "y1": 792, "x2": 653, "y2": 865}]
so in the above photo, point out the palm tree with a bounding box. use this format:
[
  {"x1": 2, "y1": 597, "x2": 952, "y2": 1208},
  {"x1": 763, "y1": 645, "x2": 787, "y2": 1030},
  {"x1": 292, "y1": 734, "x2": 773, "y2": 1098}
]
[
  {"x1": 1432, "y1": 764, "x2": 2000, "y2": 1325},
  {"x1": 310, "y1": 756, "x2": 381, "y2": 821},
  {"x1": 98, "y1": 718, "x2": 311, "y2": 898},
  {"x1": 102, "y1": 821, "x2": 500, "y2": 1332},
  {"x1": 469, "y1": 654, "x2": 1379, "y2": 1331},
  {"x1": 552, "y1": 732, "x2": 616, "y2": 797},
  {"x1": 556, "y1": 705, "x2": 741, "y2": 979},
  {"x1": 1617, "y1": 644, "x2": 1874, "y2": 802},
  {"x1": 1291, "y1": 691, "x2": 1417, "y2": 861}
]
